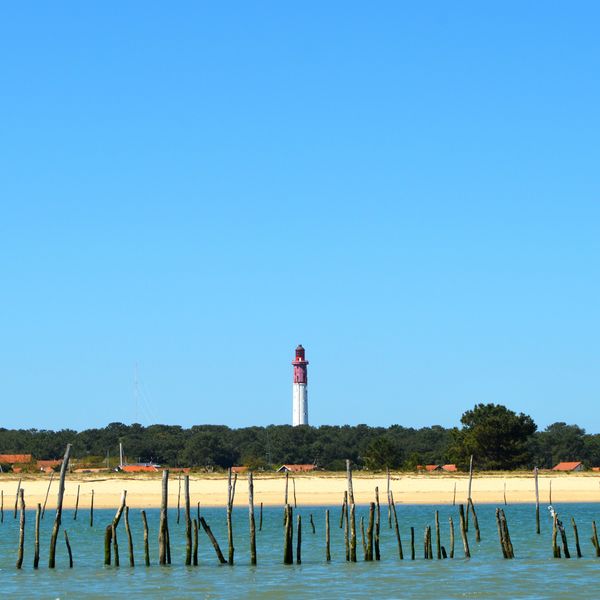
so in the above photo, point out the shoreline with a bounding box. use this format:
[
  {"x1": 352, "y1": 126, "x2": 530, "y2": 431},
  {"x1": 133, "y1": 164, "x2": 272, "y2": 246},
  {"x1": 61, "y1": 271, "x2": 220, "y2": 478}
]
[{"x1": 1, "y1": 472, "x2": 599, "y2": 509}]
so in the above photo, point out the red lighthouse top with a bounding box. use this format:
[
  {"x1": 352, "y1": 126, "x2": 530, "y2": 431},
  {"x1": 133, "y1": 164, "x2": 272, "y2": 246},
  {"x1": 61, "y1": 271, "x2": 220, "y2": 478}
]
[{"x1": 292, "y1": 344, "x2": 309, "y2": 384}]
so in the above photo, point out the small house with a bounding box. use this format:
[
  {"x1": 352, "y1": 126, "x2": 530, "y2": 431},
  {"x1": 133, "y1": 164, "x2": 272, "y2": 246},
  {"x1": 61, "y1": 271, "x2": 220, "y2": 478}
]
[
  {"x1": 442, "y1": 464, "x2": 458, "y2": 472},
  {"x1": 552, "y1": 461, "x2": 583, "y2": 472},
  {"x1": 277, "y1": 464, "x2": 317, "y2": 473}
]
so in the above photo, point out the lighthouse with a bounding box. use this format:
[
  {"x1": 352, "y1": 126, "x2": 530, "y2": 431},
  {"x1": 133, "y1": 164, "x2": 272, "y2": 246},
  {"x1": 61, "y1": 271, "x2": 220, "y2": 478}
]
[{"x1": 292, "y1": 344, "x2": 309, "y2": 426}]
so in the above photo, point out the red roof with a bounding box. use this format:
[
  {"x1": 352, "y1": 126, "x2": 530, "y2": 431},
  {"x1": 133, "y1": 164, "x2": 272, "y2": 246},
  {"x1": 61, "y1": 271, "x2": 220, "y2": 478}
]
[
  {"x1": 552, "y1": 462, "x2": 582, "y2": 471},
  {"x1": 442, "y1": 464, "x2": 458, "y2": 472},
  {"x1": 277, "y1": 464, "x2": 317, "y2": 472},
  {"x1": 231, "y1": 466, "x2": 248, "y2": 473},
  {"x1": 592, "y1": 467, "x2": 600, "y2": 472},
  {"x1": 121, "y1": 465, "x2": 158, "y2": 473},
  {"x1": 425, "y1": 464, "x2": 442, "y2": 472},
  {"x1": 0, "y1": 454, "x2": 32, "y2": 464}
]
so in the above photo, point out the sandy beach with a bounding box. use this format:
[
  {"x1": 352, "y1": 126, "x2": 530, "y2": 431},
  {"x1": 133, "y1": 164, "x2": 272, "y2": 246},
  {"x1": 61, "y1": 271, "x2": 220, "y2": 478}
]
[{"x1": 2, "y1": 472, "x2": 599, "y2": 510}]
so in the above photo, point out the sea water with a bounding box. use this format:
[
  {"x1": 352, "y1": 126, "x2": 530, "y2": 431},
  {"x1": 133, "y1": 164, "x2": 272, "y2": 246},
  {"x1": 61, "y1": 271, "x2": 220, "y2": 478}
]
[{"x1": 0, "y1": 502, "x2": 598, "y2": 599}]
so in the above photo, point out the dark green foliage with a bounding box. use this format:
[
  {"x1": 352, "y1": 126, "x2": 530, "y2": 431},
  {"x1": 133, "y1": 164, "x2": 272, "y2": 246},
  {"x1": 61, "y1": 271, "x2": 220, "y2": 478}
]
[{"x1": 0, "y1": 405, "x2": 596, "y2": 470}]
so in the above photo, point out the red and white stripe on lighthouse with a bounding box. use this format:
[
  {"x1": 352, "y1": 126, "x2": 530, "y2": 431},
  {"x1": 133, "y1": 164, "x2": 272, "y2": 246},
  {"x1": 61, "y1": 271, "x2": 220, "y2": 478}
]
[{"x1": 292, "y1": 344, "x2": 309, "y2": 426}]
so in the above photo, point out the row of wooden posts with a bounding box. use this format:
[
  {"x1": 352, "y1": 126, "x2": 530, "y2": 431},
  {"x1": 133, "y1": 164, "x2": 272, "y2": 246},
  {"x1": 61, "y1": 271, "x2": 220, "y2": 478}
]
[{"x1": 6, "y1": 447, "x2": 600, "y2": 568}]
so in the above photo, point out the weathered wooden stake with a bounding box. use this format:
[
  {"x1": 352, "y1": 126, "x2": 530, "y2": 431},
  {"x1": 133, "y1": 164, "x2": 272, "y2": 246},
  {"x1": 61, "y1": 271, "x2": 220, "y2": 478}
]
[
  {"x1": 549, "y1": 479, "x2": 552, "y2": 505},
  {"x1": 410, "y1": 526, "x2": 415, "y2": 560},
  {"x1": 292, "y1": 477, "x2": 297, "y2": 508},
  {"x1": 73, "y1": 484, "x2": 80, "y2": 520},
  {"x1": 158, "y1": 469, "x2": 169, "y2": 565},
  {"x1": 360, "y1": 515, "x2": 367, "y2": 559},
  {"x1": 458, "y1": 504, "x2": 471, "y2": 558},
  {"x1": 41, "y1": 472, "x2": 54, "y2": 519},
  {"x1": 104, "y1": 525, "x2": 112, "y2": 565},
  {"x1": 386, "y1": 467, "x2": 392, "y2": 528},
  {"x1": 466, "y1": 455, "x2": 473, "y2": 530},
  {"x1": 200, "y1": 517, "x2": 227, "y2": 563},
  {"x1": 500, "y1": 509, "x2": 514, "y2": 558},
  {"x1": 141, "y1": 510, "x2": 150, "y2": 566},
  {"x1": 344, "y1": 493, "x2": 349, "y2": 561},
  {"x1": 49, "y1": 443, "x2": 71, "y2": 569},
  {"x1": 177, "y1": 474, "x2": 181, "y2": 525},
  {"x1": 390, "y1": 491, "x2": 403, "y2": 559},
  {"x1": 349, "y1": 503, "x2": 357, "y2": 562},
  {"x1": 503, "y1": 480, "x2": 507, "y2": 506},
  {"x1": 112, "y1": 523, "x2": 120, "y2": 566},
  {"x1": 592, "y1": 521, "x2": 600, "y2": 557},
  {"x1": 534, "y1": 466, "x2": 540, "y2": 535},
  {"x1": 325, "y1": 509, "x2": 331, "y2": 561},
  {"x1": 284, "y1": 471, "x2": 289, "y2": 507},
  {"x1": 552, "y1": 512, "x2": 560, "y2": 558},
  {"x1": 449, "y1": 516, "x2": 455, "y2": 558},
  {"x1": 248, "y1": 472, "x2": 257, "y2": 566},
  {"x1": 452, "y1": 481, "x2": 456, "y2": 506},
  {"x1": 296, "y1": 514, "x2": 302, "y2": 564},
  {"x1": 374, "y1": 486, "x2": 381, "y2": 560},
  {"x1": 339, "y1": 490, "x2": 347, "y2": 529},
  {"x1": 571, "y1": 517, "x2": 582, "y2": 558},
  {"x1": 496, "y1": 508, "x2": 507, "y2": 558},
  {"x1": 184, "y1": 475, "x2": 192, "y2": 566},
  {"x1": 13, "y1": 478, "x2": 21, "y2": 519},
  {"x1": 283, "y1": 505, "x2": 293, "y2": 564},
  {"x1": 192, "y1": 518, "x2": 199, "y2": 566},
  {"x1": 435, "y1": 510, "x2": 441, "y2": 559},
  {"x1": 197, "y1": 501, "x2": 201, "y2": 523},
  {"x1": 557, "y1": 516, "x2": 570, "y2": 558},
  {"x1": 16, "y1": 488, "x2": 25, "y2": 569},
  {"x1": 34, "y1": 502, "x2": 41, "y2": 568},
  {"x1": 346, "y1": 459, "x2": 355, "y2": 503},
  {"x1": 227, "y1": 468, "x2": 237, "y2": 565},
  {"x1": 64, "y1": 530, "x2": 73, "y2": 568},
  {"x1": 468, "y1": 497, "x2": 481, "y2": 542},
  {"x1": 124, "y1": 506, "x2": 135, "y2": 566},
  {"x1": 90, "y1": 489, "x2": 94, "y2": 527},
  {"x1": 366, "y1": 502, "x2": 375, "y2": 561}
]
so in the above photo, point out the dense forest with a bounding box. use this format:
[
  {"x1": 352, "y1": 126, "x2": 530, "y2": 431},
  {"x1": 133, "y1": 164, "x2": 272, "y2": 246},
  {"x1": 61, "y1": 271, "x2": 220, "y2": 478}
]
[{"x1": 1, "y1": 404, "x2": 599, "y2": 471}]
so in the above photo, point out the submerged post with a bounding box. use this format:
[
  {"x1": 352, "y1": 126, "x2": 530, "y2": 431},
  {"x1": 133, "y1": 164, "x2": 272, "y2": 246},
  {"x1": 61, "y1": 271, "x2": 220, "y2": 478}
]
[
  {"x1": 90, "y1": 489, "x2": 94, "y2": 527},
  {"x1": 374, "y1": 487, "x2": 381, "y2": 560},
  {"x1": 534, "y1": 467, "x2": 540, "y2": 535},
  {"x1": 184, "y1": 475, "x2": 192, "y2": 566},
  {"x1": 141, "y1": 510, "x2": 150, "y2": 566},
  {"x1": 227, "y1": 468, "x2": 237, "y2": 565},
  {"x1": 34, "y1": 502, "x2": 41, "y2": 568},
  {"x1": 449, "y1": 516, "x2": 455, "y2": 558},
  {"x1": 192, "y1": 518, "x2": 199, "y2": 566},
  {"x1": 158, "y1": 469, "x2": 169, "y2": 565},
  {"x1": 64, "y1": 530, "x2": 73, "y2": 568},
  {"x1": 73, "y1": 484, "x2": 80, "y2": 520},
  {"x1": 13, "y1": 478, "x2": 21, "y2": 519},
  {"x1": 283, "y1": 505, "x2": 293, "y2": 564},
  {"x1": 49, "y1": 443, "x2": 71, "y2": 568},
  {"x1": 325, "y1": 509, "x2": 331, "y2": 561},
  {"x1": 200, "y1": 517, "x2": 227, "y2": 564},
  {"x1": 571, "y1": 517, "x2": 582, "y2": 558},
  {"x1": 296, "y1": 514, "x2": 302, "y2": 564},
  {"x1": 435, "y1": 510, "x2": 441, "y2": 559},
  {"x1": 124, "y1": 506, "x2": 134, "y2": 567},
  {"x1": 466, "y1": 455, "x2": 473, "y2": 530},
  {"x1": 16, "y1": 488, "x2": 25, "y2": 569},
  {"x1": 390, "y1": 491, "x2": 403, "y2": 559},
  {"x1": 458, "y1": 504, "x2": 471, "y2": 558}
]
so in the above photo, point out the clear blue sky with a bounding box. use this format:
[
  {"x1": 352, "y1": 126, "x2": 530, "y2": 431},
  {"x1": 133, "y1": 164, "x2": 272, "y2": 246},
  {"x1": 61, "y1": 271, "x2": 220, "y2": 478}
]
[{"x1": 1, "y1": 2, "x2": 598, "y2": 432}]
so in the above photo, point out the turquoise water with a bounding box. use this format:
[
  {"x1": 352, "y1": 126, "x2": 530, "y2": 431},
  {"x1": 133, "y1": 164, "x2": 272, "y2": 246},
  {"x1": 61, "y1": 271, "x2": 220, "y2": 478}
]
[{"x1": 1, "y1": 502, "x2": 599, "y2": 599}]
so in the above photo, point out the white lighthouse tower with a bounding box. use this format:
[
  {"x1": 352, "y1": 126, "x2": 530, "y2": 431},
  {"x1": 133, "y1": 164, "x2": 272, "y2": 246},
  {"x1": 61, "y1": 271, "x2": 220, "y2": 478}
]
[{"x1": 292, "y1": 344, "x2": 309, "y2": 426}]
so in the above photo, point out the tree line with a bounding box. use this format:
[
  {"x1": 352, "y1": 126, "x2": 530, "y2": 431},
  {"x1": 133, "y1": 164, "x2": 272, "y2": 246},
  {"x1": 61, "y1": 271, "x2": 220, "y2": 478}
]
[{"x1": 0, "y1": 404, "x2": 599, "y2": 471}]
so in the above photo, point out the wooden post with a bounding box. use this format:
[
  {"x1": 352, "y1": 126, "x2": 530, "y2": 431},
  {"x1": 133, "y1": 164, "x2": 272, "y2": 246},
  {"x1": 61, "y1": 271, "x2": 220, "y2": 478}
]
[
  {"x1": 13, "y1": 478, "x2": 21, "y2": 519},
  {"x1": 552, "y1": 512, "x2": 560, "y2": 558},
  {"x1": 435, "y1": 510, "x2": 441, "y2": 559},
  {"x1": 296, "y1": 514, "x2": 302, "y2": 564},
  {"x1": 259, "y1": 501, "x2": 263, "y2": 532},
  {"x1": 452, "y1": 481, "x2": 456, "y2": 506},
  {"x1": 200, "y1": 517, "x2": 227, "y2": 563},
  {"x1": 310, "y1": 513, "x2": 316, "y2": 534},
  {"x1": 534, "y1": 466, "x2": 540, "y2": 535},
  {"x1": 177, "y1": 474, "x2": 181, "y2": 525},
  {"x1": 158, "y1": 469, "x2": 169, "y2": 565},
  {"x1": 423, "y1": 526, "x2": 429, "y2": 559},
  {"x1": 112, "y1": 523, "x2": 120, "y2": 566},
  {"x1": 468, "y1": 497, "x2": 481, "y2": 542},
  {"x1": 557, "y1": 517, "x2": 570, "y2": 558},
  {"x1": 465, "y1": 455, "x2": 473, "y2": 530},
  {"x1": 366, "y1": 502, "x2": 375, "y2": 561},
  {"x1": 449, "y1": 516, "x2": 455, "y2": 558},
  {"x1": 349, "y1": 503, "x2": 357, "y2": 562},
  {"x1": 141, "y1": 510, "x2": 150, "y2": 566},
  {"x1": 184, "y1": 475, "x2": 192, "y2": 566},
  {"x1": 344, "y1": 493, "x2": 349, "y2": 561},
  {"x1": 113, "y1": 490, "x2": 127, "y2": 527},
  {"x1": 325, "y1": 509, "x2": 331, "y2": 561},
  {"x1": 193, "y1": 518, "x2": 199, "y2": 566},
  {"x1": 339, "y1": 491, "x2": 347, "y2": 529},
  {"x1": 346, "y1": 459, "x2": 355, "y2": 503},
  {"x1": 292, "y1": 477, "x2": 297, "y2": 508},
  {"x1": 90, "y1": 489, "x2": 94, "y2": 527},
  {"x1": 501, "y1": 509, "x2": 514, "y2": 558},
  {"x1": 248, "y1": 472, "x2": 257, "y2": 566},
  {"x1": 16, "y1": 488, "x2": 25, "y2": 568},
  {"x1": 360, "y1": 515, "x2": 367, "y2": 559},
  {"x1": 386, "y1": 467, "x2": 392, "y2": 528},
  {"x1": 496, "y1": 509, "x2": 508, "y2": 558},
  {"x1": 124, "y1": 506, "x2": 135, "y2": 566},
  {"x1": 197, "y1": 501, "x2": 200, "y2": 523},
  {"x1": 227, "y1": 468, "x2": 237, "y2": 565},
  {"x1": 549, "y1": 479, "x2": 552, "y2": 505},
  {"x1": 592, "y1": 521, "x2": 600, "y2": 557},
  {"x1": 73, "y1": 484, "x2": 80, "y2": 520},
  {"x1": 374, "y1": 486, "x2": 381, "y2": 560},
  {"x1": 571, "y1": 517, "x2": 582, "y2": 558},
  {"x1": 64, "y1": 530, "x2": 73, "y2": 568},
  {"x1": 283, "y1": 505, "x2": 293, "y2": 564},
  {"x1": 33, "y1": 502, "x2": 41, "y2": 568},
  {"x1": 42, "y1": 473, "x2": 53, "y2": 519},
  {"x1": 390, "y1": 491, "x2": 403, "y2": 559},
  {"x1": 410, "y1": 526, "x2": 415, "y2": 560},
  {"x1": 49, "y1": 444, "x2": 71, "y2": 569},
  {"x1": 284, "y1": 471, "x2": 289, "y2": 507},
  {"x1": 428, "y1": 525, "x2": 433, "y2": 559},
  {"x1": 458, "y1": 504, "x2": 470, "y2": 558},
  {"x1": 503, "y1": 480, "x2": 507, "y2": 506},
  {"x1": 104, "y1": 526, "x2": 112, "y2": 565}
]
